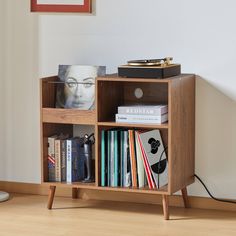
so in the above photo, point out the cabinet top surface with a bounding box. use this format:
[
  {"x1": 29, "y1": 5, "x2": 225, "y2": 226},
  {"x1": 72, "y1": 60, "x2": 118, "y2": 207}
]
[{"x1": 97, "y1": 73, "x2": 195, "y2": 83}]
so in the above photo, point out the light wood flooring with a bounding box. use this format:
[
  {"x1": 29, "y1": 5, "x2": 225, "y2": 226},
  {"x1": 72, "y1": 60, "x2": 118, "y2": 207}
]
[{"x1": 0, "y1": 194, "x2": 236, "y2": 236}]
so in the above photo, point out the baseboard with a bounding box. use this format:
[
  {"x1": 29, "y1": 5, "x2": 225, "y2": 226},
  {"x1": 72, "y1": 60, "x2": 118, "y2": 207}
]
[{"x1": 0, "y1": 181, "x2": 235, "y2": 212}]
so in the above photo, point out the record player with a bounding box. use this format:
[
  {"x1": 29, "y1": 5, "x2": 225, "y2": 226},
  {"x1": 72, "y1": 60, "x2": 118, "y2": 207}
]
[{"x1": 118, "y1": 57, "x2": 181, "y2": 79}]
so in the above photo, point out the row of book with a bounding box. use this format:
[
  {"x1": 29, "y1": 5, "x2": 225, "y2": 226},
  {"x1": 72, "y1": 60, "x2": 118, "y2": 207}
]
[
  {"x1": 101, "y1": 129, "x2": 168, "y2": 189},
  {"x1": 48, "y1": 134, "x2": 87, "y2": 183},
  {"x1": 115, "y1": 105, "x2": 168, "y2": 124}
]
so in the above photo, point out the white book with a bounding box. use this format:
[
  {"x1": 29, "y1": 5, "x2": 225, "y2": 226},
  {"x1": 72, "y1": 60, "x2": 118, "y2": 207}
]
[
  {"x1": 116, "y1": 113, "x2": 168, "y2": 124},
  {"x1": 66, "y1": 139, "x2": 72, "y2": 183},
  {"x1": 118, "y1": 105, "x2": 168, "y2": 116}
]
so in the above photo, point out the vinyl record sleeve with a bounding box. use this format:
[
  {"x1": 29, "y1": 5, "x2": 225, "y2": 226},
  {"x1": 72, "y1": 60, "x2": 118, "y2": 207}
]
[{"x1": 139, "y1": 130, "x2": 168, "y2": 188}]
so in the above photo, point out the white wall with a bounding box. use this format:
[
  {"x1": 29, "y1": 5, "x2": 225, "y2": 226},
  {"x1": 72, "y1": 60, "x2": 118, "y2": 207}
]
[
  {"x1": 1, "y1": 0, "x2": 236, "y2": 199},
  {"x1": 38, "y1": 0, "x2": 236, "y2": 199},
  {"x1": 0, "y1": 1, "x2": 5, "y2": 179},
  {"x1": 0, "y1": 0, "x2": 40, "y2": 183}
]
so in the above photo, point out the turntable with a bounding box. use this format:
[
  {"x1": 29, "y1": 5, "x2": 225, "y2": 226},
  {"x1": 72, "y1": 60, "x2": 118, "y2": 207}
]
[{"x1": 118, "y1": 57, "x2": 181, "y2": 79}]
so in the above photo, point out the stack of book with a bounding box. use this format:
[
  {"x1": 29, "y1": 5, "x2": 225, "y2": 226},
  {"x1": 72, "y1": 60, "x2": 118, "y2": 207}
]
[
  {"x1": 101, "y1": 129, "x2": 168, "y2": 189},
  {"x1": 47, "y1": 135, "x2": 87, "y2": 183},
  {"x1": 115, "y1": 105, "x2": 168, "y2": 124}
]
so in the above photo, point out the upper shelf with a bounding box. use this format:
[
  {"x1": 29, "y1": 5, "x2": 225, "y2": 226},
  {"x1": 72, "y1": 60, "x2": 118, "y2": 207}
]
[
  {"x1": 97, "y1": 73, "x2": 194, "y2": 83},
  {"x1": 42, "y1": 108, "x2": 96, "y2": 125},
  {"x1": 97, "y1": 121, "x2": 169, "y2": 129}
]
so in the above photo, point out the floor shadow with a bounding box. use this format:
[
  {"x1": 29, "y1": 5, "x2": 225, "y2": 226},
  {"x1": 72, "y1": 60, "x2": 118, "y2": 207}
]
[{"x1": 51, "y1": 198, "x2": 236, "y2": 221}]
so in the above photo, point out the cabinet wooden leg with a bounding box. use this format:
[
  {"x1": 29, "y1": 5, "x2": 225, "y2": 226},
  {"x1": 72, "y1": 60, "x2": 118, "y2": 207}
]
[
  {"x1": 47, "y1": 185, "x2": 56, "y2": 210},
  {"x1": 72, "y1": 187, "x2": 78, "y2": 199},
  {"x1": 162, "y1": 195, "x2": 169, "y2": 220},
  {"x1": 181, "y1": 187, "x2": 190, "y2": 208}
]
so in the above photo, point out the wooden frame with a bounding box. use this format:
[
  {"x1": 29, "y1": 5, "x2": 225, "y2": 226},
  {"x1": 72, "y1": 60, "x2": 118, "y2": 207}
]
[{"x1": 31, "y1": 0, "x2": 92, "y2": 13}]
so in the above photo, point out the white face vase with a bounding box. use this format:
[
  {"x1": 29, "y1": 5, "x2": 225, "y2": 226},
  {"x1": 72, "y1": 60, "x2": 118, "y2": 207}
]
[{"x1": 64, "y1": 65, "x2": 96, "y2": 110}]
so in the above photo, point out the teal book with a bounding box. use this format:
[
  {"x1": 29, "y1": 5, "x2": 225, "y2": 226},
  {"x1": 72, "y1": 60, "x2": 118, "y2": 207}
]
[
  {"x1": 120, "y1": 130, "x2": 124, "y2": 187},
  {"x1": 101, "y1": 130, "x2": 106, "y2": 187},
  {"x1": 107, "y1": 130, "x2": 111, "y2": 187},
  {"x1": 110, "y1": 130, "x2": 115, "y2": 186},
  {"x1": 114, "y1": 130, "x2": 118, "y2": 187}
]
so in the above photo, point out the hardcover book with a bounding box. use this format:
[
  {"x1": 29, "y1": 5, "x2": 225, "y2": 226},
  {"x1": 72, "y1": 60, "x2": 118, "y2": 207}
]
[
  {"x1": 54, "y1": 139, "x2": 61, "y2": 182},
  {"x1": 101, "y1": 130, "x2": 106, "y2": 187},
  {"x1": 121, "y1": 130, "x2": 131, "y2": 187},
  {"x1": 55, "y1": 134, "x2": 69, "y2": 182},
  {"x1": 66, "y1": 138, "x2": 72, "y2": 182},
  {"x1": 48, "y1": 135, "x2": 58, "y2": 182},
  {"x1": 61, "y1": 139, "x2": 67, "y2": 182},
  {"x1": 128, "y1": 130, "x2": 137, "y2": 188},
  {"x1": 77, "y1": 137, "x2": 86, "y2": 181}
]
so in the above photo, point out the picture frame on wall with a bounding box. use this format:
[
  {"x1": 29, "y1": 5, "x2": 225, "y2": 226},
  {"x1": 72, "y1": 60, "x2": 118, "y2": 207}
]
[{"x1": 31, "y1": 0, "x2": 92, "y2": 13}]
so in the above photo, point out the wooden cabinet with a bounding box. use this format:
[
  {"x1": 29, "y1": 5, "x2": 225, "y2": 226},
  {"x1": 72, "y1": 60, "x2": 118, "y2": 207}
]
[{"x1": 40, "y1": 74, "x2": 195, "y2": 220}]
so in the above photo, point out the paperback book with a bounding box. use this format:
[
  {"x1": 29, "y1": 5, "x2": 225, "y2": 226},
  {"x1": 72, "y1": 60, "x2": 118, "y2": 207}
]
[
  {"x1": 118, "y1": 105, "x2": 168, "y2": 116},
  {"x1": 115, "y1": 113, "x2": 168, "y2": 124}
]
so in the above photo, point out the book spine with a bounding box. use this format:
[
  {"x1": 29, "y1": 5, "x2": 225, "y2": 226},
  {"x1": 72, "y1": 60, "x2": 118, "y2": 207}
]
[
  {"x1": 110, "y1": 131, "x2": 115, "y2": 187},
  {"x1": 116, "y1": 113, "x2": 168, "y2": 124},
  {"x1": 128, "y1": 130, "x2": 137, "y2": 188},
  {"x1": 107, "y1": 131, "x2": 110, "y2": 187},
  {"x1": 55, "y1": 139, "x2": 61, "y2": 182},
  {"x1": 66, "y1": 140, "x2": 72, "y2": 183},
  {"x1": 114, "y1": 130, "x2": 118, "y2": 187},
  {"x1": 124, "y1": 131, "x2": 131, "y2": 187},
  {"x1": 77, "y1": 139, "x2": 85, "y2": 181},
  {"x1": 101, "y1": 130, "x2": 105, "y2": 186},
  {"x1": 120, "y1": 130, "x2": 124, "y2": 187},
  {"x1": 61, "y1": 140, "x2": 67, "y2": 182},
  {"x1": 48, "y1": 137, "x2": 56, "y2": 182},
  {"x1": 118, "y1": 106, "x2": 167, "y2": 116},
  {"x1": 71, "y1": 139, "x2": 79, "y2": 182}
]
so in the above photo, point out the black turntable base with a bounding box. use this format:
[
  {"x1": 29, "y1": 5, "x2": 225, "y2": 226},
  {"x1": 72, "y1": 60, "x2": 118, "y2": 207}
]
[{"x1": 118, "y1": 64, "x2": 181, "y2": 79}]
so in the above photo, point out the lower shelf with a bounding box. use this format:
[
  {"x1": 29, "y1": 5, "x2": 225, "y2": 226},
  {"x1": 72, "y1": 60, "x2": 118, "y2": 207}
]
[{"x1": 42, "y1": 182, "x2": 169, "y2": 195}]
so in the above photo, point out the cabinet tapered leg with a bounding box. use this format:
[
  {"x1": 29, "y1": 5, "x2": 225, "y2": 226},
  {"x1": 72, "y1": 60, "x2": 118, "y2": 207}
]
[
  {"x1": 162, "y1": 195, "x2": 169, "y2": 220},
  {"x1": 72, "y1": 187, "x2": 78, "y2": 199},
  {"x1": 181, "y1": 187, "x2": 190, "y2": 208},
  {"x1": 47, "y1": 185, "x2": 56, "y2": 210}
]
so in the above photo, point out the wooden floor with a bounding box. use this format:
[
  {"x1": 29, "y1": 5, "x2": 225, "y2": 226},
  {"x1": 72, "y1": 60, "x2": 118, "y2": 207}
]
[{"x1": 0, "y1": 194, "x2": 236, "y2": 236}]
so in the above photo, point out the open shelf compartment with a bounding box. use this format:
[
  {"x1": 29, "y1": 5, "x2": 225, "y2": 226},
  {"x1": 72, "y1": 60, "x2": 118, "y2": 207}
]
[
  {"x1": 41, "y1": 123, "x2": 96, "y2": 186},
  {"x1": 96, "y1": 124, "x2": 169, "y2": 194},
  {"x1": 96, "y1": 79, "x2": 168, "y2": 123},
  {"x1": 41, "y1": 76, "x2": 96, "y2": 125}
]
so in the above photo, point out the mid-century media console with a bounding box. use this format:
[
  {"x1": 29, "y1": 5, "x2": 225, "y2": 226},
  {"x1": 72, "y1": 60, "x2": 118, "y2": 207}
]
[{"x1": 40, "y1": 74, "x2": 195, "y2": 220}]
